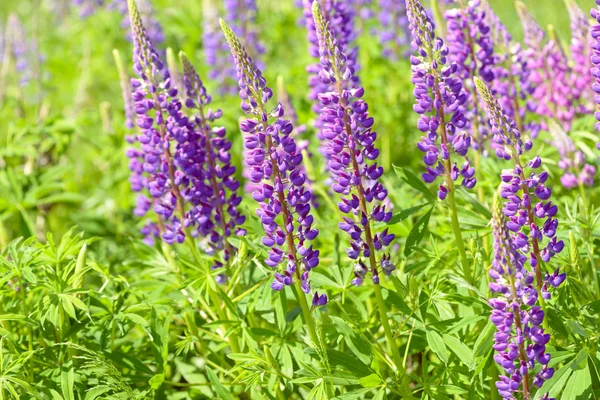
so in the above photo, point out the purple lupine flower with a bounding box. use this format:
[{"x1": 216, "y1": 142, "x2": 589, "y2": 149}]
[
  {"x1": 374, "y1": 0, "x2": 409, "y2": 61},
  {"x1": 483, "y1": 0, "x2": 538, "y2": 140},
  {"x1": 475, "y1": 77, "x2": 565, "y2": 294},
  {"x1": 220, "y1": 19, "x2": 322, "y2": 299},
  {"x1": 113, "y1": 49, "x2": 135, "y2": 129},
  {"x1": 489, "y1": 193, "x2": 556, "y2": 400},
  {"x1": 516, "y1": 2, "x2": 574, "y2": 130},
  {"x1": 445, "y1": 0, "x2": 496, "y2": 152},
  {"x1": 301, "y1": 0, "x2": 359, "y2": 146},
  {"x1": 405, "y1": 0, "x2": 476, "y2": 199},
  {"x1": 126, "y1": 0, "x2": 210, "y2": 245},
  {"x1": 568, "y1": 0, "x2": 594, "y2": 114},
  {"x1": 179, "y1": 52, "x2": 246, "y2": 272},
  {"x1": 312, "y1": 0, "x2": 395, "y2": 286}
]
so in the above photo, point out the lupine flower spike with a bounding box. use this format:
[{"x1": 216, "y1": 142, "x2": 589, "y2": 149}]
[
  {"x1": 405, "y1": 0, "x2": 473, "y2": 282},
  {"x1": 490, "y1": 193, "x2": 556, "y2": 400},
  {"x1": 219, "y1": 19, "x2": 325, "y2": 308},
  {"x1": 406, "y1": 0, "x2": 475, "y2": 197},
  {"x1": 475, "y1": 77, "x2": 565, "y2": 301},
  {"x1": 311, "y1": 0, "x2": 407, "y2": 375},
  {"x1": 127, "y1": 0, "x2": 231, "y2": 248},
  {"x1": 179, "y1": 52, "x2": 246, "y2": 280},
  {"x1": 445, "y1": 0, "x2": 496, "y2": 153},
  {"x1": 301, "y1": 0, "x2": 359, "y2": 147},
  {"x1": 312, "y1": 0, "x2": 394, "y2": 286}
]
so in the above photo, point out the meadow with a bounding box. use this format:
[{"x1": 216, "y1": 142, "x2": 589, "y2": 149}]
[{"x1": 0, "y1": 0, "x2": 599, "y2": 399}]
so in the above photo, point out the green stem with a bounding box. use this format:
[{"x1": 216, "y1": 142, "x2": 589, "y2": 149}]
[
  {"x1": 293, "y1": 280, "x2": 319, "y2": 345},
  {"x1": 446, "y1": 184, "x2": 472, "y2": 283},
  {"x1": 373, "y1": 283, "x2": 404, "y2": 373}
]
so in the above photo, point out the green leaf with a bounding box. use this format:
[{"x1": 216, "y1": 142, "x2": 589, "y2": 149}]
[
  {"x1": 149, "y1": 374, "x2": 164, "y2": 390},
  {"x1": 473, "y1": 320, "x2": 495, "y2": 358},
  {"x1": 404, "y1": 206, "x2": 434, "y2": 256},
  {"x1": 457, "y1": 188, "x2": 492, "y2": 219},
  {"x1": 60, "y1": 368, "x2": 75, "y2": 400},
  {"x1": 84, "y1": 386, "x2": 112, "y2": 400},
  {"x1": 569, "y1": 348, "x2": 589, "y2": 371},
  {"x1": 329, "y1": 316, "x2": 372, "y2": 365},
  {"x1": 124, "y1": 313, "x2": 149, "y2": 327},
  {"x1": 358, "y1": 373, "x2": 382, "y2": 388},
  {"x1": 206, "y1": 366, "x2": 233, "y2": 400},
  {"x1": 443, "y1": 334, "x2": 473, "y2": 369},
  {"x1": 394, "y1": 166, "x2": 436, "y2": 201},
  {"x1": 324, "y1": 349, "x2": 373, "y2": 378},
  {"x1": 533, "y1": 366, "x2": 572, "y2": 400},
  {"x1": 561, "y1": 365, "x2": 591, "y2": 400},
  {"x1": 387, "y1": 203, "x2": 431, "y2": 225},
  {"x1": 426, "y1": 330, "x2": 449, "y2": 364}
]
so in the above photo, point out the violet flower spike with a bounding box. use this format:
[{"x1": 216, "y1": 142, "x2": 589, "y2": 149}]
[
  {"x1": 179, "y1": 52, "x2": 246, "y2": 275},
  {"x1": 127, "y1": 0, "x2": 207, "y2": 245},
  {"x1": 490, "y1": 193, "x2": 556, "y2": 400},
  {"x1": 312, "y1": 0, "x2": 395, "y2": 284},
  {"x1": 405, "y1": 0, "x2": 475, "y2": 198},
  {"x1": 220, "y1": 19, "x2": 322, "y2": 300},
  {"x1": 475, "y1": 77, "x2": 565, "y2": 296},
  {"x1": 445, "y1": 0, "x2": 496, "y2": 152},
  {"x1": 301, "y1": 0, "x2": 359, "y2": 147}
]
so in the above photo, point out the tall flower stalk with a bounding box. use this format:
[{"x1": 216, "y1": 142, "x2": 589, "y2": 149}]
[
  {"x1": 301, "y1": 0, "x2": 359, "y2": 146},
  {"x1": 311, "y1": 0, "x2": 402, "y2": 373},
  {"x1": 126, "y1": 0, "x2": 242, "y2": 350},
  {"x1": 179, "y1": 52, "x2": 246, "y2": 278},
  {"x1": 475, "y1": 77, "x2": 565, "y2": 320},
  {"x1": 489, "y1": 193, "x2": 557, "y2": 400},
  {"x1": 220, "y1": 19, "x2": 327, "y2": 349},
  {"x1": 406, "y1": 0, "x2": 474, "y2": 283}
]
